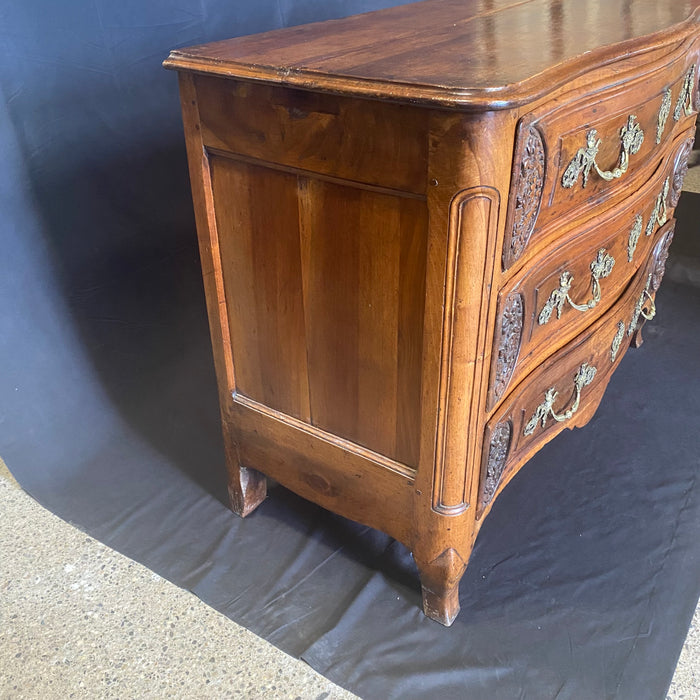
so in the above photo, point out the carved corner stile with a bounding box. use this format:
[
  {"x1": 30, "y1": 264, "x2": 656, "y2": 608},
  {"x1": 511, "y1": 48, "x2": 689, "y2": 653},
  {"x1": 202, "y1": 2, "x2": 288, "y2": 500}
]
[{"x1": 432, "y1": 186, "x2": 501, "y2": 516}]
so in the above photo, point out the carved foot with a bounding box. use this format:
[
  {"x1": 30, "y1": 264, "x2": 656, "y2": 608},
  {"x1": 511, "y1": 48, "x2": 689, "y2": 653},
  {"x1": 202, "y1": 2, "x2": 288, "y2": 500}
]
[
  {"x1": 421, "y1": 581, "x2": 461, "y2": 626},
  {"x1": 228, "y1": 465, "x2": 267, "y2": 517},
  {"x1": 416, "y1": 547, "x2": 468, "y2": 626},
  {"x1": 221, "y1": 420, "x2": 267, "y2": 517}
]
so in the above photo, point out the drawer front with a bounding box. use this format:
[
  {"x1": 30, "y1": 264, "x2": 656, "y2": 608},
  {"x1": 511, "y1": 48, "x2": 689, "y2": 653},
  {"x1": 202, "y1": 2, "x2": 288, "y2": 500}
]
[
  {"x1": 490, "y1": 130, "x2": 695, "y2": 409},
  {"x1": 503, "y1": 48, "x2": 698, "y2": 270},
  {"x1": 479, "y1": 221, "x2": 674, "y2": 516}
]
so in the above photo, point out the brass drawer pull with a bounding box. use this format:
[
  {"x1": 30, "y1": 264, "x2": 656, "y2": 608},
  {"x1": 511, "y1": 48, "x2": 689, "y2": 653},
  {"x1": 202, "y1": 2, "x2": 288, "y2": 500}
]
[
  {"x1": 673, "y1": 65, "x2": 696, "y2": 121},
  {"x1": 641, "y1": 289, "x2": 657, "y2": 320},
  {"x1": 524, "y1": 362, "x2": 597, "y2": 436},
  {"x1": 657, "y1": 88, "x2": 672, "y2": 144},
  {"x1": 644, "y1": 177, "x2": 669, "y2": 238},
  {"x1": 627, "y1": 215, "x2": 643, "y2": 262},
  {"x1": 562, "y1": 115, "x2": 644, "y2": 189},
  {"x1": 610, "y1": 321, "x2": 626, "y2": 362},
  {"x1": 629, "y1": 178, "x2": 669, "y2": 263},
  {"x1": 538, "y1": 249, "x2": 615, "y2": 324},
  {"x1": 628, "y1": 274, "x2": 656, "y2": 337}
]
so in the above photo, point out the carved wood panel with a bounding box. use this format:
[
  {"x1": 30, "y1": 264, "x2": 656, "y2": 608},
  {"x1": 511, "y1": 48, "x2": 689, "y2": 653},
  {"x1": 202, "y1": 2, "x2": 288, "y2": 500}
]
[
  {"x1": 500, "y1": 51, "x2": 698, "y2": 275},
  {"x1": 670, "y1": 137, "x2": 695, "y2": 207},
  {"x1": 488, "y1": 292, "x2": 524, "y2": 408},
  {"x1": 478, "y1": 420, "x2": 512, "y2": 515},
  {"x1": 502, "y1": 123, "x2": 546, "y2": 269},
  {"x1": 651, "y1": 222, "x2": 676, "y2": 292}
]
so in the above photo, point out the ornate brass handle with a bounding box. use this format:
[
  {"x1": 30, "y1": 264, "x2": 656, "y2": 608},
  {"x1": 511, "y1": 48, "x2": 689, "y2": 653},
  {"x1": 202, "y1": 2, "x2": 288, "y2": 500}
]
[
  {"x1": 657, "y1": 88, "x2": 672, "y2": 144},
  {"x1": 673, "y1": 65, "x2": 696, "y2": 122},
  {"x1": 523, "y1": 363, "x2": 597, "y2": 436},
  {"x1": 644, "y1": 178, "x2": 669, "y2": 238},
  {"x1": 628, "y1": 177, "x2": 670, "y2": 263},
  {"x1": 538, "y1": 249, "x2": 615, "y2": 325},
  {"x1": 628, "y1": 274, "x2": 656, "y2": 337},
  {"x1": 562, "y1": 115, "x2": 644, "y2": 189},
  {"x1": 610, "y1": 321, "x2": 626, "y2": 363},
  {"x1": 640, "y1": 289, "x2": 656, "y2": 320},
  {"x1": 627, "y1": 214, "x2": 643, "y2": 263}
]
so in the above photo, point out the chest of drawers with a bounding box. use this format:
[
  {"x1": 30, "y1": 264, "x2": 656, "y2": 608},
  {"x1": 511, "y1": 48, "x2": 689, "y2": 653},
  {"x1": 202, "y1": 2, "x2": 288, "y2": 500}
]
[{"x1": 165, "y1": 0, "x2": 700, "y2": 625}]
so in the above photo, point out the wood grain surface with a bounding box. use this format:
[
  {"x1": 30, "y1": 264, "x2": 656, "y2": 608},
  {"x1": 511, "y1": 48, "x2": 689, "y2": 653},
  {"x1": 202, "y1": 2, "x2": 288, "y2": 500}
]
[
  {"x1": 169, "y1": 1, "x2": 700, "y2": 625},
  {"x1": 165, "y1": 0, "x2": 700, "y2": 108}
]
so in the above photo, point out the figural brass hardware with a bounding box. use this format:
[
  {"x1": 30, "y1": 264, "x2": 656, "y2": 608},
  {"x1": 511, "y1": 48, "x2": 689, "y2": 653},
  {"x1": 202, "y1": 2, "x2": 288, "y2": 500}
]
[
  {"x1": 610, "y1": 321, "x2": 625, "y2": 363},
  {"x1": 674, "y1": 65, "x2": 696, "y2": 121},
  {"x1": 629, "y1": 178, "x2": 670, "y2": 263},
  {"x1": 645, "y1": 178, "x2": 670, "y2": 238},
  {"x1": 523, "y1": 363, "x2": 598, "y2": 436},
  {"x1": 628, "y1": 274, "x2": 656, "y2": 337},
  {"x1": 641, "y1": 290, "x2": 657, "y2": 320},
  {"x1": 627, "y1": 214, "x2": 643, "y2": 262},
  {"x1": 657, "y1": 88, "x2": 672, "y2": 144},
  {"x1": 562, "y1": 115, "x2": 644, "y2": 189},
  {"x1": 538, "y1": 249, "x2": 615, "y2": 325}
]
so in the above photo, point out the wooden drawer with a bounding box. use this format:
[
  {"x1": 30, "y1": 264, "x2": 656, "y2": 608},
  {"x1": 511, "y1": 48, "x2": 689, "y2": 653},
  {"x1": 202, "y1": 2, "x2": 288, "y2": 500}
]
[
  {"x1": 489, "y1": 129, "x2": 694, "y2": 409},
  {"x1": 503, "y1": 46, "x2": 698, "y2": 271},
  {"x1": 479, "y1": 220, "x2": 675, "y2": 517},
  {"x1": 193, "y1": 75, "x2": 429, "y2": 195}
]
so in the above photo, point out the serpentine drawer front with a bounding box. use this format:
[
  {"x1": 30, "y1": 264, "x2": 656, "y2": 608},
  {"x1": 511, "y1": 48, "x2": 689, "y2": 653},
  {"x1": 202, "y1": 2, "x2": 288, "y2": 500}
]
[
  {"x1": 481, "y1": 223, "x2": 674, "y2": 518},
  {"x1": 164, "y1": 0, "x2": 700, "y2": 626},
  {"x1": 489, "y1": 130, "x2": 693, "y2": 408}
]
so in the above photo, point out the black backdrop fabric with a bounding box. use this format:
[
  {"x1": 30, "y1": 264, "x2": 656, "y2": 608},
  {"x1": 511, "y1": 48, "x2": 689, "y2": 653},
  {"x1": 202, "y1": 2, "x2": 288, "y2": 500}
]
[{"x1": 1, "y1": 3, "x2": 699, "y2": 699}]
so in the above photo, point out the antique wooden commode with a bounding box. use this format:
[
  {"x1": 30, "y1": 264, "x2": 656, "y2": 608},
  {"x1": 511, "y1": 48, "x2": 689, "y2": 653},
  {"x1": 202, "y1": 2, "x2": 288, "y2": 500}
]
[{"x1": 165, "y1": 0, "x2": 700, "y2": 624}]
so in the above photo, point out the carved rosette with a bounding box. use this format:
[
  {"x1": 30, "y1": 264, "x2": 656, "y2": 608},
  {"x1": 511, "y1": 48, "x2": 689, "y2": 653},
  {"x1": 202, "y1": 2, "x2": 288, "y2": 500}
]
[
  {"x1": 491, "y1": 293, "x2": 524, "y2": 404},
  {"x1": 504, "y1": 125, "x2": 545, "y2": 268},
  {"x1": 671, "y1": 138, "x2": 694, "y2": 207},
  {"x1": 480, "y1": 421, "x2": 512, "y2": 511},
  {"x1": 651, "y1": 224, "x2": 675, "y2": 293}
]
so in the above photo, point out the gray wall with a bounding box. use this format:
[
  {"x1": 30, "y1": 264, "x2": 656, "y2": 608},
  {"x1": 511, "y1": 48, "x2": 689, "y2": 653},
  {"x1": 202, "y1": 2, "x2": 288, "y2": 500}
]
[{"x1": 0, "y1": 0, "x2": 411, "y2": 480}]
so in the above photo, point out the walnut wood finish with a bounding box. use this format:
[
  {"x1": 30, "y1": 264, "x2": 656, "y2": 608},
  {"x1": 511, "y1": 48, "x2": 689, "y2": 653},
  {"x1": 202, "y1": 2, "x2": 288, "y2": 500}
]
[
  {"x1": 166, "y1": 0, "x2": 700, "y2": 625},
  {"x1": 502, "y1": 47, "x2": 698, "y2": 271},
  {"x1": 490, "y1": 129, "x2": 695, "y2": 407},
  {"x1": 164, "y1": 0, "x2": 700, "y2": 109},
  {"x1": 480, "y1": 220, "x2": 674, "y2": 519}
]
